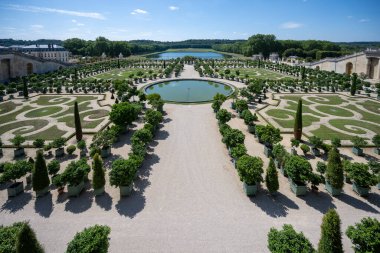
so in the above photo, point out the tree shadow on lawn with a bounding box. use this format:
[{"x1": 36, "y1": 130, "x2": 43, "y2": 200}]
[
  {"x1": 336, "y1": 193, "x2": 379, "y2": 213},
  {"x1": 251, "y1": 190, "x2": 299, "y2": 218},
  {"x1": 1, "y1": 192, "x2": 32, "y2": 213},
  {"x1": 35, "y1": 192, "x2": 53, "y2": 217},
  {"x1": 95, "y1": 192, "x2": 113, "y2": 211},
  {"x1": 300, "y1": 190, "x2": 336, "y2": 213},
  {"x1": 64, "y1": 184, "x2": 94, "y2": 214},
  {"x1": 115, "y1": 153, "x2": 160, "y2": 218}
]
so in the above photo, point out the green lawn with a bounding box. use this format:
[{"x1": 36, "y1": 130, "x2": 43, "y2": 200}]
[
  {"x1": 32, "y1": 96, "x2": 71, "y2": 106},
  {"x1": 0, "y1": 101, "x2": 17, "y2": 115},
  {"x1": 24, "y1": 106, "x2": 63, "y2": 118},
  {"x1": 58, "y1": 109, "x2": 109, "y2": 129},
  {"x1": 329, "y1": 119, "x2": 380, "y2": 135},
  {"x1": 52, "y1": 101, "x2": 92, "y2": 118},
  {"x1": 345, "y1": 104, "x2": 380, "y2": 125},
  {"x1": 92, "y1": 68, "x2": 161, "y2": 80},
  {"x1": 315, "y1": 105, "x2": 354, "y2": 117},
  {"x1": 266, "y1": 109, "x2": 319, "y2": 128},
  {"x1": 0, "y1": 105, "x2": 33, "y2": 123},
  {"x1": 280, "y1": 95, "x2": 312, "y2": 105},
  {"x1": 0, "y1": 119, "x2": 49, "y2": 135},
  {"x1": 284, "y1": 101, "x2": 324, "y2": 117},
  {"x1": 25, "y1": 125, "x2": 67, "y2": 140},
  {"x1": 358, "y1": 100, "x2": 380, "y2": 114},
  {"x1": 311, "y1": 125, "x2": 362, "y2": 141},
  {"x1": 233, "y1": 68, "x2": 293, "y2": 80},
  {"x1": 307, "y1": 95, "x2": 347, "y2": 105}
]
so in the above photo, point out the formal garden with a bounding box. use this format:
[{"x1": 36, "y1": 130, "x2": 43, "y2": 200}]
[{"x1": 0, "y1": 56, "x2": 379, "y2": 252}]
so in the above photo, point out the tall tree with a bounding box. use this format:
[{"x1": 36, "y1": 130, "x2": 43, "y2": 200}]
[
  {"x1": 326, "y1": 147, "x2": 344, "y2": 190},
  {"x1": 22, "y1": 77, "x2": 28, "y2": 99},
  {"x1": 318, "y1": 209, "x2": 343, "y2": 253},
  {"x1": 32, "y1": 151, "x2": 50, "y2": 192},
  {"x1": 350, "y1": 73, "x2": 357, "y2": 96},
  {"x1": 294, "y1": 99, "x2": 303, "y2": 140},
  {"x1": 265, "y1": 158, "x2": 279, "y2": 194},
  {"x1": 16, "y1": 223, "x2": 44, "y2": 253},
  {"x1": 74, "y1": 101, "x2": 83, "y2": 141},
  {"x1": 92, "y1": 153, "x2": 105, "y2": 190}
]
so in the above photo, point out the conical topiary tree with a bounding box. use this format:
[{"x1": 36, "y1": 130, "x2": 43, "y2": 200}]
[
  {"x1": 318, "y1": 209, "x2": 343, "y2": 253},
  {"x1": 16, "y1": 222, "x2": 44, "y2": 253},
  {"x1": 326, "y1": 147, "x2": 344, "y2": 190},
  {"x1": 23, "y1": 78, "x2": 28, "y2": 99},
  {"x1": 32, "y1": 151, "x2": 50, "y2": 193},
  {"x1": 74, "y1": 101, "x2": 82, "y2": 141},
  {"x1": 92, "y1": 153, "x2": 105, "y2": 191},
  {"x1": 350, "y1": 73, "x2": 357, "y2": 96},
  {"x1": 265, "y1": 158, "x2": 279, "y2": 194},
  {"x1": 294, "y1": 99, "x2": 302, "y2": 140}
]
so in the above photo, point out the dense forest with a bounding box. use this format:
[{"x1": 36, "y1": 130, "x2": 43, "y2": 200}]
[{"x1": 1, "y1": 35, "x2": 379, "y2": 61}]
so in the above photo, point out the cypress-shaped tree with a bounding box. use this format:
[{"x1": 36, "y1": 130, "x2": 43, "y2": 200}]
[
  {"x1": 318, "y1": 209, "x2": 343, "y2": 253},
  {"x1": 326, "y1": 147, "x2": 344, "y2": 190},
  {"x1": 16, "y1": 223, "x2": 44, "y2": 253},
  {"x1": 74, "y1": 101, "x2": 83, "y2": 141},
  {"x1": 265, "y1": 158, "x2": 279, "y2": 194},
  {"x1": 23, "y1": 77, "x2": 28, "y2": 99},
  {"x1": 301, "y1": 66, "x2": 306, "y2": 80},
  {"x1": 294, "y1": 99, "x2": 303, "y2": 140},
  {"x1": 92, "y1": 153, "x2": 105, "y2": 190},
  {"x1": 32, "y1": 151, "x2": 50, "y2": 192},
  {"x1": 350, "y1": 73, "x2": 357, "y2": 96}
]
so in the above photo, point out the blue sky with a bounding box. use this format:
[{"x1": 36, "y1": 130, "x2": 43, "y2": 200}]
[{"x1": 0, "y1": 0, "x2": 379, "y2": 42}]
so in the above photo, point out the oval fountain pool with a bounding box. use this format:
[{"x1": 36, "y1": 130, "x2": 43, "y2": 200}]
[{"x1": 144, "y1": 80, "x2": 234, "y2": 103}]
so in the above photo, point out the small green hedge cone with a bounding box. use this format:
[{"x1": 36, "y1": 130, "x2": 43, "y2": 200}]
[{"x1": 318, "y1": 209, "x2": 343, "y2": 253}]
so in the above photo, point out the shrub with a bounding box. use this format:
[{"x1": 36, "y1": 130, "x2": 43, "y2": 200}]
[
  {"x1": 52, "y1": 137, "x2": 66, "y2": 149},
  {"x1": 346, "y1": 217, "x2": 380, "y2": 253},
  {"x1": 235, "y1": 99, "x2": 248, "y2": 112},
  {"x1": 242, "y1": 109, "x2": 255, "y2": 125},
  {"x1": 216, "y1": 109, "x2": 232, "y2": 124},
  {"x1": 109, "y1": 158, "x2": 138, "y2": 187},
  {"x1": 74, "y1": 101, "x2": 82, "y2": 141},
  {"x1": 300, "y1": 144, "x2": 310, "y2": 155},
  {"x1": 318, "y1": 209, "x2": 343, "y2": 253},
  {"x1": 260, "y1": 125, "x2": 282, "y2": 147},
  {"x1": 92, "y1": 153, "x2": 105, "y2": 190},
  {"x1": 211, "y1": 100, "x2": 222, "y2": 112},
  {"x1": 144, "y1": 109, "x2": 163, "y2": 127},
  {"x1": 33, "y1": 139, "x2": 45, "y2": 149},
  {"x1": 373, "y1": 134, "x2": 380, "y2": 148},
  {"x1": 267, "y1": 224, "x2": 315, "y2": 253},
  {"x1": 61, "y1": 159, "x2": 90, "y2": 186},
  {"x1": 351, "y1": 136, "x2": 367, "y2": 148},
  {"x1": 237, "y1": 155, "x2": 263, "y2": 185},
  {"x1": 32, "y1": 152, "x2": 50, "y2": 192},
  {"x1": 109, "y1": 102, "x2": 140, "y2": 126},
  {"x1": 222, "y1": 128, "x2": 245, "y2": 148},
  {"x1": 348, "y1": 162, "x2": 376, "y2": 188},
  {"x1": 331, "y1": 137, "x2": 341, "y2": 148},
  {"x1": 284, "y1": 155, "x2": 312, "y2": 185},
  {"x1": 66, "y1": 225, "x2": 111, "y2": 253},
  {"x1": 230, "y1": 143, "x2": 247, "y2": 160},
  {"x1": 66, "y1": 145, "x2": 76, "y2": 155},
  {"x1": 131, "y1": 128, "x2": 153, "y2": 145},
  {"x1": 47, "y1": 160, "x2": 60, "y2": 176},
  {"x1": 266, "y1": 158, "x2": 279, "y2": 194},
  {"x1": 16, "y1": 222, "x2": 44, "y2": 253},
  {"x1": 316, "y1": 161, "x2": 327, "y2": 175},
  {"x1": 0, "y1": 161, "x2": 32, "y2": 183},
  {"x1": 10, "y1": 135, "x2": 25, "y2": 148},
  {"x1": 0, "y1": 222, "x2": 24, "y2": 253},
  {"x1": 91, "y1": 129, "x2": 116, "y2": 150},
  {"x1": 77, "y1": 140, "x2": 86, "y2": 150},
  {"x1": 309, "y1": 136, "x2": 323, "y2": 149},
  {"x1": 272, "y1": 144, "x2": 287, "y2": 167},
  {"x1": 326, "y1": 147, "x2": 344, "y2": 189},
  {"x1": 291, "y1": 138, "x2": 300, "y2": 148},
  {"x1": 293, "y1": 99, "x2": 303, "y2": 140}
]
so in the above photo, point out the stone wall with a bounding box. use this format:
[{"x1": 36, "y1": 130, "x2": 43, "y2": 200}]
[{"x1": 0, "y1": 52, "x2": 69, "y2": 83}]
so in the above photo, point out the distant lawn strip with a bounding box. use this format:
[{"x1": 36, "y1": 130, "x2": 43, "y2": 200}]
[
  {"x1": 329, "y1": 119, "x2": 380, "y2": 135},
  {"x1": 307, "y1": 95, "x2": 347, "y2": 105},
  {"x1": 266, "y1": 109, "x2": 319, "y2": 128},
  {"x1": 0, "y1": 101, "x2": 18, "y2": 115},
  {"x1": 33, "y1": 96, "x2": 71, "y2": 106},
  {"x1": 25, "y1": 125, "x2": 67, "y2": 140},
  {"x1": 358, "y1": 100, "x2": 380, "y2": 115},
  {"x1": 52, "y1": 101, "x2": 92, "y2": 118},
  {"x1": 92, "y1": 68, "x2": 161, "y2": 80},
  {"x1": 280, "y1": 95, "x2": 312, "y2": 105},
  {"x1": 24, "y1": 106, "x2": 63, "y2": 118},
  {"x1": 315, "y1": 105, "x2": 354, "y2": 117},
  {"x1": 0, "y1": 119, "x2": 48, "y2": 135},
  {"x1": 345, "y1": 104, "x2": 380, "y2": 125},
  {"x1": 58, "y1": 109, "x2": 109, "y2": 129},
  {"x1": 66, "y1": 96, "x2": 98, "y2": 106},
  {"x1": 284, "y1": 101, "x2": 325, "y2": 117},
  {"x1": 235, "y1": 68, "x2": 292, "y2": 80},
  {"x1": 0, "y1": 105, "x2": 33, "y2": 122},
  {"x1": 311, "y1": 125, "x2": 361, "y2": 141}
]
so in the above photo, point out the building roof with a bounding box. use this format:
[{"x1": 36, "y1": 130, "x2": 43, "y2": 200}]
[{"x1": 22, "y1": 44, "x2": 64, "y2": 49}]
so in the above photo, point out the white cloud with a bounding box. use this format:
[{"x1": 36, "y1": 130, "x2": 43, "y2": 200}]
[
  {"x1": 131, "y1": 9, "x2": 148, "y2": 15},
  {"x1": 169, "y1": 6, "x2": 179, "y2": 11},
  {"x1": 30, "y1": 24, "x2": 43, "y2": 29},
  {"x1": 72, "y1": 19, "x2": 84, "y2": 26},
  {"x1": 6, "y1": 4, "x2": 105, "y2": 20},
  {"x1": 280, "y1": 22, "x2": 303, "y2": 29},
  {"x1": 359, "y1": 18, "x2": 369, "y2": 23}
]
